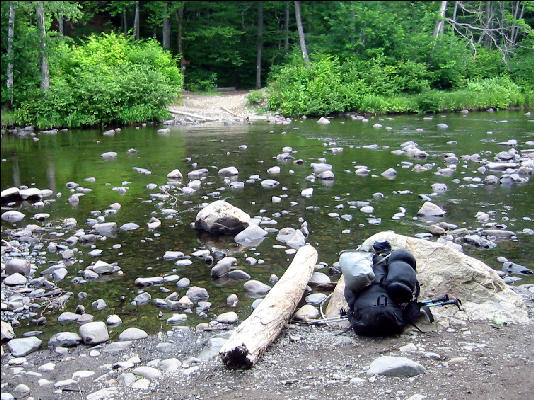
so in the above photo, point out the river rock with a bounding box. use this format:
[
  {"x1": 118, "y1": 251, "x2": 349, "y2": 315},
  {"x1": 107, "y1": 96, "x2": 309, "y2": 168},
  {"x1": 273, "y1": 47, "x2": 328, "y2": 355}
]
[
  {"x1": 218, "y1": 166, "x2": 239, "y2": 177},
  {"x1": 1, "y1": 321, "x2": 15, "y2": 342},
  {"x1": 93, "y1": 222, "x2": 117, "y2": 236},
  {"x1": 167, "y1": 169, "x2": 183, "y2": 180},
  {"x1": 195, "y1": 200, "x2": 250, "y2": 235},
  {"x1": 227, "y1": 294, "x2": 239, "y2": 307},
  {"x1": 293, "y1": 304, "x2": 319, "y2": 321},
  {"x1": 167, "y1": 314, "x2": 188, "y2": 324},
  {"x1": 188, "y1": 168, "x2": 209, "y2": 179},
  {"x1": 1, "y1": 187, "x2": 22, "y2": 203},
  {"x1": 234, "y1": 224, "x2": 268, "y2": 246},
  {"x1": 276, "y1": 227, "x2": 306, "y2": 249},
  {"x1": 305, "y1": 293, "x2": 328, "y2": 305},
  {"x1": 7, "y1": 337, "x2": 42, "y2": 356},
  {"x1": 79, "y1": 321, "x2": 109, "y2": 345},
  {"x1": 308, "y1": 272, "x2": 331, "y2": 286},
  {"x1": 119, "y1": 328, "x2": 148, "y2": 341},
  {"x1": 367, "y1": 356, "x2": 425, "y2": 377},
  {"x1": 311, "y1": 163, "x2": 332, "y2": 174},
  {"x1": 317, "y1": 117, "x2": 330, "y2": 125},
  {"x1": 326, "y1": 231, "x2": 529, "y2": 324},
  {"x1": 318, "y1": 170, "x2": 335, "y2": 180},
  {"x1": 120, "y1": 222, "x2": 139, "y2": 231},
  {"x1": 301, "y1": 188, "x2": 313, "y2": 197},
  {"x1": 1, "y1": 211, "x2": 25, "y2": 223},
  {"x1": 20, "y1": 187, "x2": 42, "y2": 201},
  {"x1": 132, "y1": 366, "x2": 162, "y2": 379},
  {"x1": 244, "y1": 280, "x2": 271, "y2": 296},
  {"x1": 4, "y1": 273, "x2": 27, "y2": 286},
  {"x1": 211, "y1": 257, "x2": 237, "y2": 278},
  {"x1": 132, "y1": 292, "x2": 151, "y2": 306},
  {"x1": 417, "y1": 202, "x2": 446, "y2": 217},
  {"x1": 381, "y1": 168, "x2": 397, "y2": 179},
  {"x1": 216, "y1": 311, "x2": 238, "y2": 324},
  {"x1": 5, "y1": 259, "x2": 30, "y2": 276},
  {"x1": 48, "y1": 332, "x2": 82, "y2": 348},
  {"x1": 261, "y1": 179, "x2": 280, "y2": 188},
  {"x1": 101, "y1": 152, "x2": 117, "y2": 159},
  {"x1": 186, "y1": 286, "x2": 209, "y2": 303}
]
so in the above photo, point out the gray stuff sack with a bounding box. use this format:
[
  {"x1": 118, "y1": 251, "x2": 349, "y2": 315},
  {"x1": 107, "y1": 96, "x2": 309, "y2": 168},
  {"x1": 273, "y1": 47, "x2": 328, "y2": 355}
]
[{"x1": 339, "y1": 250, "x2": 374, "y2": 293}]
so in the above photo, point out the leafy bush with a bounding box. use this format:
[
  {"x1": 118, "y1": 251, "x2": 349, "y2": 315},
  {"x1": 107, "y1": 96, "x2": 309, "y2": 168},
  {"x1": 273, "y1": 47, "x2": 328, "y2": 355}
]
[
  {"x1": 14, "y1": 33, "x2": 182, "y2": 128},
  {"x1": 184, "y1": 69, "x2": 217, "y2": 92}
]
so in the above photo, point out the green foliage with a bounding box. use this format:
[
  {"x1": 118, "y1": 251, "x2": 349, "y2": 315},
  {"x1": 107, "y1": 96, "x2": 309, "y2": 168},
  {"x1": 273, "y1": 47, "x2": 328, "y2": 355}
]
[
  {"x1": 184, "y1": 69, "x2": 217, "y2": 92},
  {"x1": 14, "y1": 33, "x2": 182, "y2": 128}
]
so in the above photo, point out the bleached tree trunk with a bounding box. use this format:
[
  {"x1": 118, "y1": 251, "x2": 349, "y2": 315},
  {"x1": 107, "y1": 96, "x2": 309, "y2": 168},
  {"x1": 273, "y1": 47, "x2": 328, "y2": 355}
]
[
  {"x1": 256, "y1": 2, "x2": 264, "y2": 89},
  {"x1": 6, "y1": 2, "x2": 16, "y2": 106},
  {"x1": 220, "y1": 245, "x2": 318, "y2": 369},
  {"x1": 294, "y1": 1, "x2": 310, "y2": 65},
  {"x1": 162, "y1": 2, "x2": 170, "y2": 50},
  {"x1": 284, "y1": 1, "x2": 289, "y2": 50},
  {"x1": 36, "y1": 2, "x2": 50, "y2": 92},
  {"x1": 433, "y1": 1, "x2": 448, "y2": 38},
  {"x1": 133, "y1": 1, "x2": 140, "y2": 40}
]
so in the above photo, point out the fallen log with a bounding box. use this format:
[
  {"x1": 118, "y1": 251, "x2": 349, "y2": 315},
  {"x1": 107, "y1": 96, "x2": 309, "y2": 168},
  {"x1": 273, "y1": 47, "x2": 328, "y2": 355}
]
[
  {"x1": 219, "y1": 244, "x2": 318, "y2": 369},
  {"x1": 167, "y1": 109, "x2": 219, "y2": 122}
]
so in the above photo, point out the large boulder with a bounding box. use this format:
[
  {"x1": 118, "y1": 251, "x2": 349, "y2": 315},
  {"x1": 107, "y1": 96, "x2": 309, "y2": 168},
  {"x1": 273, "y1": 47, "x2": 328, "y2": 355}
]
[
  {"x1": 195, "y1": 200, "x2": 250, "y2": 235},
  {"x1": 326, "y1": 231, "x2": 529, "y2": 324}
]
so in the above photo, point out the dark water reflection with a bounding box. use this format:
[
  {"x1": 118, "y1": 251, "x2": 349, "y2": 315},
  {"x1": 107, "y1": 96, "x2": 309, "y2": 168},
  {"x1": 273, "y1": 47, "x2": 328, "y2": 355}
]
[{"x1": 1, "y1": 110, "x2": 533, "y2": 337}]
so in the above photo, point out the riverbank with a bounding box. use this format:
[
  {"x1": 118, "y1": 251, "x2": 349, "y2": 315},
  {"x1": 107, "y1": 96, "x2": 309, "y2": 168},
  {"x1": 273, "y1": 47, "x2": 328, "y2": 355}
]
[{"x1": 2, "y1": 302, "x2": 533, "y2": 400}]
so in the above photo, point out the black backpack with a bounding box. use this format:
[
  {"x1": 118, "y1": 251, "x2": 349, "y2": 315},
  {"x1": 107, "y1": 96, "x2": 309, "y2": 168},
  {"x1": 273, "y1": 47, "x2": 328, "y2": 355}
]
[{"x1": 344, "y1": 241, "x2": 433, "y2": 336}]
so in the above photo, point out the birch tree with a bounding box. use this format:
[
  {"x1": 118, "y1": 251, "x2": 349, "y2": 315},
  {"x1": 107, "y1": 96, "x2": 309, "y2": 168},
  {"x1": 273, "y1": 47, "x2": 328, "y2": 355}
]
[
  {"x1": 256, "y1": 2, "x2": 264, "y2": 89},
  {"x1": 6, "y1": 2, "x2": 16, "y2": 105},
  {"x1": 294, "y1": 1, "x2": 309, "y2": 65},
  {"x1": 35, "y1": 2, "x2": 50, "y2": 92}
]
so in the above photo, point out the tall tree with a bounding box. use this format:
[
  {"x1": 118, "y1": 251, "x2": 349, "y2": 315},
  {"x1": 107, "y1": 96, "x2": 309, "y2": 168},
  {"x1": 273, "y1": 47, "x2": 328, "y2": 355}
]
[
  {"x1": 284, "y1": 1, "x2": 289, "y2": 50},
  {"x1": 162, "y1": 2, "x2": 170, "y2": 50},
  {"x1": 433, "y1": 1, "x2": 448, "y2": 38},
  {"x1": 35, "y1": 2, "x2": 50, "y2": 92},
  {"x1": 294, "y1": 1, "x2": 309, "y2": 65},
  {"x1": 133, "y1": 0, "x2": 140, "y2": 39},
  {"x1": 6, "y1": 2, "x2": 16, "y2": 106},
  {"x1": 256, "y1": 2, "x2": 264, "y2": 89}
]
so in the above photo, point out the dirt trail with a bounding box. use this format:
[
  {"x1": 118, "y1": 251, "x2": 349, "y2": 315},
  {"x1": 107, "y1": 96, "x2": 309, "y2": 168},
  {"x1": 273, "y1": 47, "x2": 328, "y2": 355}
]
[{"x1": 167, "y1": 91, "x2": 268, "y2": 126}]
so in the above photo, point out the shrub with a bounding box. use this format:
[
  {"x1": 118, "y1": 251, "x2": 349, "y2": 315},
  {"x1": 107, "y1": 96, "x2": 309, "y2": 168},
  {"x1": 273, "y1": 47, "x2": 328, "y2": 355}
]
[
  {"x1": 184, "y1": 69, "x2": 217, "y2": 92},
  {"x1": 15, "y1": 33, "x2": 182, "y2": 128}
]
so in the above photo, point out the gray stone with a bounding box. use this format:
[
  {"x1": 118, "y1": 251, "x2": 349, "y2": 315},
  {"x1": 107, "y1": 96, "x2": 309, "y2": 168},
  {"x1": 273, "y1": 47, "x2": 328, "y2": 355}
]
[
  {"x1": 367, "y1": 356, "x2": 425, "y2": 377},
  {"x1": 198, "y1": 336, "x2": 228, "y2": 361},
  {"x1": 120, "y1": 223, "x2": 139, "y2": 231},
  {"x1": 1, "y1": 211, "x2": 25, "y2": 223},
  {"x1": 260, "y1": 179, "x2": 280, "y2": 188},
  {"x1": 218, "y1": 166, "x2": 239, "y2": 177},
  {"x1": 305, "y1": 293, "x2": 328, "y2": 305},
  {"x1": 186, "y1": 286, "x2": 209, "y2": 303},
  {"x1": 4, "y1": 273, "x2": 27, "y2": 285},
  {"x1": 132, "y1": 292, "x2": 151, "y2": 306},
  {"x1": 381, "y1": 168, "x2": 397, "y2": 179},
  {"x1": 234, "y1": 224, "x2": 268, "y2": 246},
  {"x1": 276, "y1": 227, "x2": 306, "y2": 249},
  {"x1": 79, "y1": 321, "x2": 109, "y2": 345},
  {"x1": 118, "y1": 372, "x2": 136, "y2": 387},
  {"x1": 167, "y1": 314, "x2": 187, "y2": 324},
  {"x1": 244, "y1": 280, "x2": 271, "y2": 296},
  {"x1": 132, "y1": 366, "x2": 162, "y2": 379},
  {"x1": 294, "y1": 304, "x2": 319, "y2": 321},
  {"x1": 317, "y1": 117, "x2": 330, "y2": 125},
  {"x1": 1, "y1": 321, "x2": 15, "y2": 342},
  {"x1": 106, "y1": 315, "x2": 122, "y2": 326},
  {"x1": 48, "y1": 332, "x2": 82, "y2": 348},
  {"x1": 227, "y1": 270, "x2": 251, "y2": 280},
  {"x1": 58, "y1": 312, "x2": 80, "y2": 322},
  {"x1": 118, "y1": 327, "x2": 147, "y2": 341},
  {"x1": 216, "y1": 311, "x2": 238, "y2": 324},
  {"x1": 93, "y1": 222, "x2": 117, "y2": 236},
  {"x1": 7, "y1": 337, "x2": 42, "y2": 356},
  {"x1": 309, "y1": 272, "x2": 331, "y2": 286},
  {"x1": 195, "y1": 200, "x2": 250, "y2": 235},
  {"x1": 5, "y1": 259, "x2": 30, "y2": 276},
  {"x1": 101, "y1": 152, "x2": 117, "y2": 159},
  {"x1": 92, "y1": 299, "x2": 107, "y2": 310},
  {"x1": 417, "y1": 202, "x2": 446, "y2": 217}
]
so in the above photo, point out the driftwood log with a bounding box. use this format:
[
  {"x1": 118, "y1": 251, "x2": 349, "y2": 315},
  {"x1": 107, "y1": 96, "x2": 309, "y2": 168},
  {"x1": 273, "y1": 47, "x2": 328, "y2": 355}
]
[{"x1": 219, "y1": 244, "x2": 318, "y2": 369}]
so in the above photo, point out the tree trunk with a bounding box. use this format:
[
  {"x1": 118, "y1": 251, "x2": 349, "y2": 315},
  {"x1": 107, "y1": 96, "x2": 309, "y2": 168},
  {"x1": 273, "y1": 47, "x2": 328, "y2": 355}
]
[
  {"x1": 122, "y1": 9, "x2": 127, "y2": 35},
  {"x1": 219, "y1": 245, "x2": 318, "y2": 369},
  {"x1": 256, "y1": 2, "x2": 264, "y2": 89},
  {"x1": 36, "y1": 2, "x2": 50, "y2": 92},
  {"x1": 133, "y1": 1, "x2": 140, "y2": 40},
  {"x1": 294, "y1": 1, "x2": 310, "y2": 65},
  {"x1": 6, "y1": 2, "x2": 16, "y2": 106},
  {"x1": 284, "y1": 1, "x2": 289, "y2": 50},
  {"x1": 176, "y1": 4, "x2": 184, "y2": 55},
  {"x1": 58, "y1": 15, "x2": 64, "y2": 35},
  {"x1": 162, "y1": 2, "x2": 170, "y2": 50},
  {"x1": 433, "y1": 1, "x2": 448, "y2": 38}
]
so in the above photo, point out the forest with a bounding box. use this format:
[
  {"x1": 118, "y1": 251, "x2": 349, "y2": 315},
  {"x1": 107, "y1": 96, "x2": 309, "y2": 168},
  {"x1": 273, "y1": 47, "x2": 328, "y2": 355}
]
[{"x1": 1, "y1": 1, "x2": 533, "y2": 128}]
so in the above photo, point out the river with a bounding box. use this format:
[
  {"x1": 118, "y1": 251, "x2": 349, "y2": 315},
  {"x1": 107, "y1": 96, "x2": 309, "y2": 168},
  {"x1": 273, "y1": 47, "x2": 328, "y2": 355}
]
[{"x1": 1, "y1": 110, "x2": 533, "y2": 339}]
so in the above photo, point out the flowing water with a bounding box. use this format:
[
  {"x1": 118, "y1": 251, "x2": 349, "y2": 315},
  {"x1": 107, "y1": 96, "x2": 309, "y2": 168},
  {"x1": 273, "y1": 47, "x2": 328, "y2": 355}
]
[{"x1": 2, "y1": 110, "x2": 533, "y2": 339}]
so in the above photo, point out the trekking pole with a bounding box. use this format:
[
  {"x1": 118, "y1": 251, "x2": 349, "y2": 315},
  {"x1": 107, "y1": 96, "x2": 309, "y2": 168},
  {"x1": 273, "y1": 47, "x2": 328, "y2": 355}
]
[
  {"x1": 426, "y1": 298, "x2": 463, "y2": 311},
  {"x1": 305, "y1": 316, "x2": 348, "y2": 325},
  {"x1": 421, "y1": 294, "x2": 449, "y2": 304}
]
